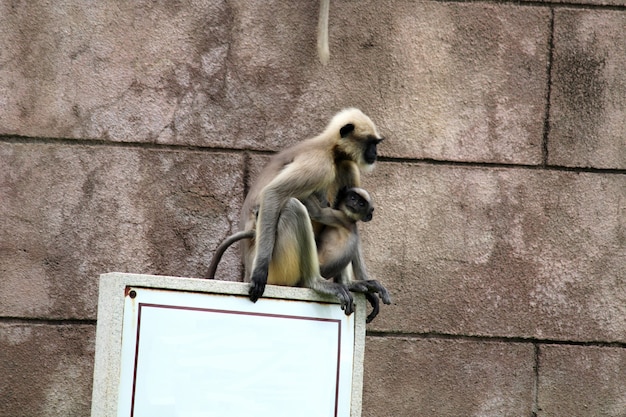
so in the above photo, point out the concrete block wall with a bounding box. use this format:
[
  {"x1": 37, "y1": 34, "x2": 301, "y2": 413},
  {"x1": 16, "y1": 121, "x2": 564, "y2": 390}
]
[{"x1": 1, "y1": 1, "x2": 624, "y2": 415}]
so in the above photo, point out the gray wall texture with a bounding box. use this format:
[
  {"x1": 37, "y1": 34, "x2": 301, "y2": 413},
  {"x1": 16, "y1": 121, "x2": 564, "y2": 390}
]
[{"x1": 1, "y1": 1, "x2": 625, "y2": 416}]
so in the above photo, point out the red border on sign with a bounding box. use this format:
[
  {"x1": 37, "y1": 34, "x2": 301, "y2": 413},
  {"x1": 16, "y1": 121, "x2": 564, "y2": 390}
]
[{"x1": 129, "y1": 302, "x2": 343, "y2": 417}]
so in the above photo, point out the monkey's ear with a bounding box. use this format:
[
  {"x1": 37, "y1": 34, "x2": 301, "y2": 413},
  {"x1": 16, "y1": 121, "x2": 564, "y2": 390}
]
[{"x1": 339, "y1": 123, "x2": 355, "y2": 138}]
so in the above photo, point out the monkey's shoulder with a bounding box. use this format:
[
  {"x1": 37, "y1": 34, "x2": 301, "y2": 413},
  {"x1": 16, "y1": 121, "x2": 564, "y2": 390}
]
[
  {"x1": 274, "y1": 138, "x2": 332, "y2": 162},
  {"x1": 266, "y1": 145, "x2": 335, "y2": 182}
]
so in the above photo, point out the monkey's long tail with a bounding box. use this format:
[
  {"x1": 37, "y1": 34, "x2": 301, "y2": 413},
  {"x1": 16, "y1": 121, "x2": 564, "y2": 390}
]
[
  {"x1": 317, "y1": 0, "x2": 330, "y2": 65},
  {"x1": 205, "y1": 230, "x2": 255, "y2": 279}
]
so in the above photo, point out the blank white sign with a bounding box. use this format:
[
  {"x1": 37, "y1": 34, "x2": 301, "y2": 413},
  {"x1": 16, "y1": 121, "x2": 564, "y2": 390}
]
[{"x1": 116, "y1": 287, "x2": 355, "y2": 417}]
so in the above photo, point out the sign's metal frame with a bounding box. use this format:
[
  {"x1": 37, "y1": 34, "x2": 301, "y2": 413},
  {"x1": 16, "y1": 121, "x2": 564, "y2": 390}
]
[{"x1": 91, "y1": 272, "x2": 366, "y2": 417}]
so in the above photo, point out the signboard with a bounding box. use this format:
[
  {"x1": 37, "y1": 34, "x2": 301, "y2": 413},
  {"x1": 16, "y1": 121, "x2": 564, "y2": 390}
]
[{"x1": 91, "y1": 273, "x2": 366, "y2": 417}]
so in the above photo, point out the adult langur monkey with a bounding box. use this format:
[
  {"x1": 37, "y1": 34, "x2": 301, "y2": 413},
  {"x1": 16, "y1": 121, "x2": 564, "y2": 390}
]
[
  {"x1": 317, "y1": 0, "x2": 330, "y2": 65},
  {"x1": 240, "y1": 108, "x2": 385, "y2": 314},
  {"x1": 206, "y1": 186, "x2": 391, "y2": 321}
]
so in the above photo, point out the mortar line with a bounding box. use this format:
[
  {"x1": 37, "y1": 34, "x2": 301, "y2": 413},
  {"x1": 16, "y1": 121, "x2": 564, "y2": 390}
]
[
  {"x1": 377, "y1": 156, "x2": 626, "y2": 176},
  {"x1": 542, "y1": 8, "x2": 555, "y2": 167},
  {"x1": 2, "y1": 136, "x2": 626, "y2": 176},
  {"x1": 434, "y1": 0, "x2": 626, "y2": 12},
  {"x1": 532, "y1": 343, "x2": 540, "y2": 417},
  {"x1": 0, "y1": 316, "x2": 97, "y2": 326},
  {"x1": 5, "y1": 315, "x2": 625, "y2": 349},
  {"x1": 366, "y1": 330, "x2": 626, "y2": 349},
  {"x1": 0, "y1": 135, "x2": 263, "y2": 156}
]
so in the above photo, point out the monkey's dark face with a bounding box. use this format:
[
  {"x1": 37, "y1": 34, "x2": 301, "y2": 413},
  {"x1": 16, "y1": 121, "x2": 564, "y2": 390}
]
[
  {"x1": 344, "y1": 189, "x2": 374, "y2": 222},
  {"x1": 364, "y1": 136, "x2": 384, "y2": 165}
]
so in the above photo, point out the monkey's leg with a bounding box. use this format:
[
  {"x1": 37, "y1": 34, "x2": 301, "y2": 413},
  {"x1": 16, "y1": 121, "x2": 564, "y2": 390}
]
[
  {"x1": 249, "y1": 198, "x2": 304, "y2": 301},
  {"x1": 345, "y1": 244, "x2": 392, "y2": 306},
  {"x1": 248, "y1": 191, "x2": 284, "y2": 302},
  {"x1": 281, "y1": 198, "x2": 354, "y2": 315}
]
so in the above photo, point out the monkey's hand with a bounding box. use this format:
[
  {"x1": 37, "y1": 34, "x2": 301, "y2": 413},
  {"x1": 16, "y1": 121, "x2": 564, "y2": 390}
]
[{"x1": 249, "y1": 265, "x2": 269, "y2": 302}]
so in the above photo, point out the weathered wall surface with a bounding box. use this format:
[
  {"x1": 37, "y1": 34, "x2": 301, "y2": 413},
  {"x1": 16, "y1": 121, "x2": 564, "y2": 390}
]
[{"x1": 1, "y1": 1, "x2": 624, "y2": 416}]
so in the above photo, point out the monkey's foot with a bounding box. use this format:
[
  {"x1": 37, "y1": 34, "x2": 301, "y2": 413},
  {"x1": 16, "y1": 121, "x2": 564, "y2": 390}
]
[
  {"x1": 348, "y1": 280, "x2": 391, "y2": 305},
  {"x1": 312, "y1": 281, "x2": 354, "y2": 315},
  {"x1": 364, "y1": 293, "x2": 380, "y2": 323},
  {"x1": 336, "y1": 284, "x2": 354, "y2": 316},
  {"x1": 248, "y1": 270, "x2": 268, "y2": 302}
]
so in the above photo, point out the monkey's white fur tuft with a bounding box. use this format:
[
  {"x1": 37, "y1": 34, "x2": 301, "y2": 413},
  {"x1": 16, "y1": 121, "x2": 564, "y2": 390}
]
[{"x1": 324, "y1": 108, "x2": 381, "y2": 139}]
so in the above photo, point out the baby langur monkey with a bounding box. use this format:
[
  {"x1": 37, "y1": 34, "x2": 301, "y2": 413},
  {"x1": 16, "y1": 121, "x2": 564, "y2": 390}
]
[
  {"x1": 315, "y1": 187, "x2": 374, "y2": 276},
  {"x1": 308, "y1": 186, "x2": 391, "y2": 322}
]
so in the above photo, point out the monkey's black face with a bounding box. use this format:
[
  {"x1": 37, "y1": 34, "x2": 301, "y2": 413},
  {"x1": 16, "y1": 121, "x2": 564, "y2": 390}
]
[
  {"x1": 345, "y1": 191, "x2": 374, "y2": 222},
  {"x1": 362, "y1": 208, "x2": 374, "y2": 222},
  {"x1": 364, "y1": 137, "x2": 384, "y2": 165}
]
